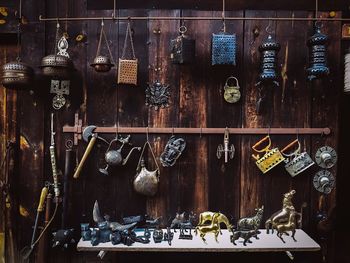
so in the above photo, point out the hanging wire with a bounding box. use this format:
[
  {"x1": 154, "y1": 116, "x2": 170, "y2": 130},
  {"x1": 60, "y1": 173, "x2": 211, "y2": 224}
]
[{"x1": 221, "y1": 0, "x2": 226, "y2": 32}]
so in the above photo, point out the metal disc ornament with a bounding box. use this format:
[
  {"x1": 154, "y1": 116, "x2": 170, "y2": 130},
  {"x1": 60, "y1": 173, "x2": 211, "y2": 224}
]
[
  {"x1": 313, "y1": 170, "x2": 335, "y2": 194},
  {"x1": 52, "y1": 94, "x2": 66, "y2": 110},
  {"x1": 315, "y1": 146, "x2": 337, "y2": 169}
]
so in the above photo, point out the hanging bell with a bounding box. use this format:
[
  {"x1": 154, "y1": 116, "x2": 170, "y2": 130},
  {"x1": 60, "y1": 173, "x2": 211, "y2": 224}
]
[
  {"x1": 256, "y1": 34, "x2": 280, "y2": 87},
  {"x1": 306, "y1": 23, "x2": 329, "y2": 81},
  {"x1": 1, "y1": 59, "x2": 34, "y2": 89},
  {"x1": 90, "y1": 20, "x2": 115, "y2": 73}
]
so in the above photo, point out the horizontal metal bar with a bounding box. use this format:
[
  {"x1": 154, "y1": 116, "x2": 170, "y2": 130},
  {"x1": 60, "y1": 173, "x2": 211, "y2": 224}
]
[
  {"x1": 39, "y1": 15, "x2": 347, "y2": 22},
  {"x1": 62, "y1": 125, "x2": 331, "y2": 135}
]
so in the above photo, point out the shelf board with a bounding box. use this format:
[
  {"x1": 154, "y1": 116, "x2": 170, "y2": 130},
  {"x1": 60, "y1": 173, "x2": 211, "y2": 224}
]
[{"x1": 77, "y1": 229, "x2": 320, "y2": 252}]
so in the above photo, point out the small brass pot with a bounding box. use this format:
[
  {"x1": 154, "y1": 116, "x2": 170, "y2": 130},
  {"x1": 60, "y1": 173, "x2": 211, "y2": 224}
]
[{"x1": 1, "y1": 60, "x2": 34, "y2": 89}]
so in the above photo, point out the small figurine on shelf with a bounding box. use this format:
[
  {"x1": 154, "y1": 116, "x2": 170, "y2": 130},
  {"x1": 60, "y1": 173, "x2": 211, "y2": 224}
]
[
  {"x1": 170, "y1": 212, "x2": 196, "y2": 239},
  {"x1": 230, "y1": 229, "x2": 260, "y2": 246},
  {"x1": 80, "y1": 223, "x2": 91, "y2": 241},
  {"x1": 265, "y1": 190, "x2": 303, "y2": 243},
  {"x1": 91, "y1": 228, "x2": 100, "y2": 246},
  {"x1": 195, "y1": 212, "x2": 233, "y2": 242},
  {"x1": 237, "y1": 205, "x2": 264, "y2": 239},
  {"x1": 153, "y1": 228, "x2": 164, "y2": 243},
  {"x1": 163, "y1": 227, "x2": 174, "y2": 246}
]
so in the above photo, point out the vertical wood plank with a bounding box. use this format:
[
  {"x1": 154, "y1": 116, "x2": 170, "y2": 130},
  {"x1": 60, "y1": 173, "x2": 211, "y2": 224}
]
[{"x1": 147, "y1": 9, "x2": 180, "y2": 219}]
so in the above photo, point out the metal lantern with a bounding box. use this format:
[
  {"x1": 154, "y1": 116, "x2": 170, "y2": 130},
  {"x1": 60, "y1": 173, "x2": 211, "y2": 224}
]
[
  {"x1": 256, "y1": 34, "x2": 280, "y2": 87},
  {"x1": 1, "y1": 60, "x2": 34, "y2": 89},
  {"x1": 90, "y1": 20, "x2": 114, "y2": 73},
  {"x1": 170, "y1": 26, "x2": 195, "y2": 64},
  {"x1": 307, "y1": 24, "x2": 329, "y2": 81},
  {"x1": 40, "y1": 23, "x2": 73, "y2": 79}
]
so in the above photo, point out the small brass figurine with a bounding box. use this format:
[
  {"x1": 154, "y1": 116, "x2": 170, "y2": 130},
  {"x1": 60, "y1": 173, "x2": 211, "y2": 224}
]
[
  {"x1": 170, "y1": 212, "x2": 196, "y2": 239},
  {"x1": 195, "y1": 212, "x2": 233, "y2": 242},
  {"x1": 265, "y1": 190, "x2": 303, "y2": 243}
]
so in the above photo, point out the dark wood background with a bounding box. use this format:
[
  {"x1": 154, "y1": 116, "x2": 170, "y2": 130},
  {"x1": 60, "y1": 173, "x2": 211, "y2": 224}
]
[{"x1": 1, "y1": 0, "x2": 348, "y2": 262}]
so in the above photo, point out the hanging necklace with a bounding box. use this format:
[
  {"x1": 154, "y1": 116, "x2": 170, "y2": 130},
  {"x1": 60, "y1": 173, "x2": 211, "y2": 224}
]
[{"x1": 145, "y1": 28, "x2": 170, "y2": 110}]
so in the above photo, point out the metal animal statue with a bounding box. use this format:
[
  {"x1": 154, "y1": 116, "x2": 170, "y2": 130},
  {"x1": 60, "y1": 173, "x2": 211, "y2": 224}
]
[
  {"x1": 197, "y1": 211, "x2": 233, "y2": 234},
  {"x1": 230, "y1": 229, "x2": 260, "y2": 246},
  {"x1": 265, "y1": 190, "x2": 296, "y2": 234},
  {"x1": 170, "y1": 212, "x2": 185, "y2": 232},
  {"x1": 237, "y1": 206, "x2": 264, "y2": 239},
  {"x1": 179, "y1": 212, "x2": 196, "y2": 238},
  {"x1": 275, "y1": 212, "x2": 298, "y2": 243},
  {"x1": 195, "y1": 213, "x2": 221, "y2": 242}
]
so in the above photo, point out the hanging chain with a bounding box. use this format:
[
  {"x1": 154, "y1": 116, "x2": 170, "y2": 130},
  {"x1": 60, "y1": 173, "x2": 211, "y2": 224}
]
[
  {"x1": 121, "y1": 21, "x2": 136, "y2": 60},
  {"x1": 155, "y1": 26, "x2": 161, "y2": 80},
  {"x1": 96, "y1": 20, "x2": 115, "y2": 63},
  {"x1": 222, "y1": 0, "x2": 226, "y2": 32}
]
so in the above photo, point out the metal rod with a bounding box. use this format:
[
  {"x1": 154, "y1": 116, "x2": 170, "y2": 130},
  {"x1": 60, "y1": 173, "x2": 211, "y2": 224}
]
[
  {"x1": 62, "y1": 125, "x2": 331, "y2": 135},
  {"x1": 39, "y1": 15, "x2": 347, "y2": 22}
]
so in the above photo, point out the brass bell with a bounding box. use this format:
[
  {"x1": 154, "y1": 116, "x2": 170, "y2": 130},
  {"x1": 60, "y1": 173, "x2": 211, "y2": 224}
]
[
  {"x1": 90, "y1": 55, "x2": 114, "y2": 73},
  {"x1": 1, "y1": 60, "x2": 34, "y2": 89}
]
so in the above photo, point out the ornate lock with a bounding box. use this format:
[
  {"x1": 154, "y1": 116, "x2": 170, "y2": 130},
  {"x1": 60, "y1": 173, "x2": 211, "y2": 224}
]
[
  {"x1": 315, "y1": 146, "x2": 337, "y2": 169},
  {"x1": 313, "y1": 170, "x2": 335, "y2": 194},
  {"x1": 252, "y1": 135, "x2": 285, "y2": 174},
  {"x1": 170, "y1": 26, "x2": 195, "y2": 64},
  {"x1": 281, "y1": 139, "x2": 315, "y2": 177},
  {"x1": 223, "y1": 76, "x2": 241, "y2": 103}
]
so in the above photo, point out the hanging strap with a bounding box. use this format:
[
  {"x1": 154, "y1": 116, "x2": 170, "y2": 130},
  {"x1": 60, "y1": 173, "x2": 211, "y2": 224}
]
[
  {"x1": 96, "y1": 20, "x2": 115, "y2": 64},
  {"x1": 137, "y1": 141, "x2": 160, "y2": 174},
  {"x1": 121, "y1": 22, "x2": 136, "y2": 60}
]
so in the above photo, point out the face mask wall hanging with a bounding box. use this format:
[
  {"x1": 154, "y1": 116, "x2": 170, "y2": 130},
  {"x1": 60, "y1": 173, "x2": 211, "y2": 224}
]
[
  {"x1": 160, "y1": 135, "x2": 186, "y2": 167},
  {"x1": 252, "y1": 135, "x2": 285, "y2": 174},
  {"x1": 307, "y1": 23, "x2": 329, "y2": 81},
  {"x1": 281, "y1": 139, "x2": 315, "y2": 177},
  {"x1": 170, "y1": 26, "x2": 195, "y2": 64},
  {"x1": 133, "y1": 140, "x2": 160, "y2": 197},
  {"x1": 118, "y1": 22, "x2": 138, "y2": 85},
  {"x1": 90, "y1": 20, "x2": 115, "y2": 73},
  {"x1": 223, "y1": 76, "x2": 241, "y2": 103}
]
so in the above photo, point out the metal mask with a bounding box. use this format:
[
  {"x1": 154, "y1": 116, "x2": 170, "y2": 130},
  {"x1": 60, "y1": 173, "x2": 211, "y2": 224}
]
[
  {"x1": 133, "y1": 141, "x2": 160, "y2": 197},
  {"x1": 252, "y1": 135, "x2": 285, "y2": 174},
  {"x1": 281, "y1": 139, "x2": 315, "y2": 177},
  {"x1": 160, "y1": 135, "x2": 186, "y2": 167},
  {"x1": 170, "y1": 26, "x2": 195, "y2": 64}
]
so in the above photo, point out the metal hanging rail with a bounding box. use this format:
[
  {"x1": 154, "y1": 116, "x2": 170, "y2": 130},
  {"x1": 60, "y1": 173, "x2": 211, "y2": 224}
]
[
  {"x1": 39, "y1": 15, "x2": 348, "y2": 22},
  {"x1": 62, "y1": 117, "x2": 331, "y2": 145}
]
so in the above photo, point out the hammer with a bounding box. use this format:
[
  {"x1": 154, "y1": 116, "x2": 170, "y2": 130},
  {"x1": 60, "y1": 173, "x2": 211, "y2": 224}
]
[{"x1": 73, "y1": 125, "x2": 98, "y2": 179}]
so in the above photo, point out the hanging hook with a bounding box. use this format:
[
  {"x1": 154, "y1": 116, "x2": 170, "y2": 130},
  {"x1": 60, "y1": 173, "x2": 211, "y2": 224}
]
[
  {"x1": 296, "y1": 128, "x2": 300, "y2": 141},
  {"x1": 146, "y1": 126, "x2": 150, "y2": 142},
  {"x1": 172, "y1": 127, "x2": 175, "y2": 136},
  {"x1": 221, "y1": 0, "x2": 226, "y2": 32},
  {"x1": 265, "y1": 20, "x2": 273, "y2": 34},
  {"x1": 200, "y1": 126, "x2": 202, "y2": 139},
  {"x1": 101, "y1": 18, "x2": 104, "y2": 27}
]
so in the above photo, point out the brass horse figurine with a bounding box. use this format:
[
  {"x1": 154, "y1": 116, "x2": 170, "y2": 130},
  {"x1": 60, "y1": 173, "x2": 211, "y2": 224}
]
[
  {"x1": 265, "y1": 189, "x2": 302, "y2": 243},
  {"x1": 195, "y1": 211, "x2": 233, "y2": 242}
]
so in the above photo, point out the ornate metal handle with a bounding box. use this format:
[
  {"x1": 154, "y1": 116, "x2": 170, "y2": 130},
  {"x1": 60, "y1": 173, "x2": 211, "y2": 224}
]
[
  {"x1": 252, "y1": 135, "x2": 272, "y2": 153},
  {"x1": 281, "y1": 139, "x2": 301, "y2": 157}
]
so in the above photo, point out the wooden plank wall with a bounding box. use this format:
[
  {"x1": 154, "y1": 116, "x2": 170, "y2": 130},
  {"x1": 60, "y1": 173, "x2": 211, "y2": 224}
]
[{"x1": 0, "y1": 2, "x2": 342, "y2": 262}]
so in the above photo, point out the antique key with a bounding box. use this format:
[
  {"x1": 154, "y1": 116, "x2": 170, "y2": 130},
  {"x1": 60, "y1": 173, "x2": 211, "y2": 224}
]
[
  {"x1": 252, "y1": 135, "x2": 285, "y2": 174},
  {"x1": 223, "y1": 76, "x2": 241, "y2": 103}
]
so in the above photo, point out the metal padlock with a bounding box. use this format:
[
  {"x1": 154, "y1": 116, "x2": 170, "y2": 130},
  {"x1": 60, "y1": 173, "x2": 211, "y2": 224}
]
[
  {"x1": 170, "y1": 26, "x2": 195, "y2": 64},
  {"x1": 252, "y1": 135, "x2": 285, "y2": 174},
  {"x1": 281, "y1": 139, "x2": 315, "y2": 177},
  {"x1": 223, "y1": 76, "x2": 241, "y2": 103}
]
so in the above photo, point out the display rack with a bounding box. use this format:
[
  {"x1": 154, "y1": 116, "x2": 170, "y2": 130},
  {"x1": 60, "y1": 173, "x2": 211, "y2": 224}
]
[{"x1": 77, "y1": 229, "x2": 320, "y2": 253}]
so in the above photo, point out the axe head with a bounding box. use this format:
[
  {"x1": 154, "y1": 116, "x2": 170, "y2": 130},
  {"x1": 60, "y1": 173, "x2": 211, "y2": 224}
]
[{"x1": 82, "y1": 125, "x2": 97, "y2": 142}]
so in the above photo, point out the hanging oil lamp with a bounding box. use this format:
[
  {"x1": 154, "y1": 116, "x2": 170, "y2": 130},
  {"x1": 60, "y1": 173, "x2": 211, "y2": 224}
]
[
  {"x1": 1, "y1": 22, "x2": 34, "y2": 89},
  {"x1": 145, "y1": 28, "x2": 170, "y2": 110},
  {"x1": 90, "y1": 20, "x2": 115, "y2": 72},
  {"x1": 306, "y1": 22, "x2": 329, "y2": 81},
  {"x1": 40, "y1": 21, "x2": 73, "y2": 79}
]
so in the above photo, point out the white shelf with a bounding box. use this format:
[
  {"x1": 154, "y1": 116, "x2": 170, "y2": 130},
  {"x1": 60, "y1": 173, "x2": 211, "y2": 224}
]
[{"x1": 77, "y1": 229, "x2": 320, "y2": 252}]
